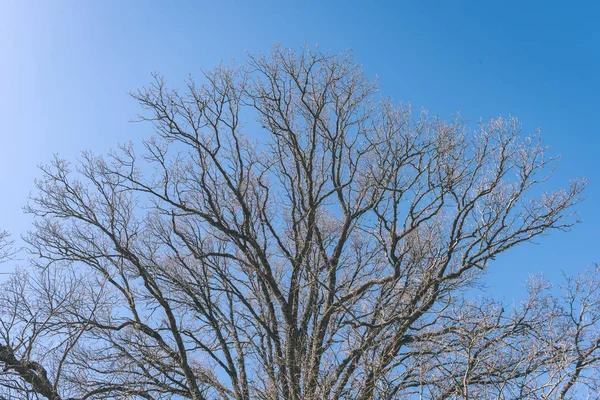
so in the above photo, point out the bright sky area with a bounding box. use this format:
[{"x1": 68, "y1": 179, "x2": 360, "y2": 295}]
[{"x1": 1, "y1": 0, "x2": 598, "y2": 300}]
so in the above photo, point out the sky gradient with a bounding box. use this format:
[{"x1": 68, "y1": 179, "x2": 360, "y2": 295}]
[{"x1": 1, "y1": 0, "x2": 598, "y2": 299}]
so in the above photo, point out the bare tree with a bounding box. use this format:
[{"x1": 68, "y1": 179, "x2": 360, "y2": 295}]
[{"x1": 0, "y1": 46, "x2": 596, "y2": 399}]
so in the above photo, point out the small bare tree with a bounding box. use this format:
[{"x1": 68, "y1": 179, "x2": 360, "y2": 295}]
[{"x1": 0, "y1": 46, "x2": 596, "y2": 399}]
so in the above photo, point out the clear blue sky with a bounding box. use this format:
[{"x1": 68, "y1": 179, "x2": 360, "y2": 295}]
[{"x1": 1, "y1": 0, "x2": 598, "y2": 299}]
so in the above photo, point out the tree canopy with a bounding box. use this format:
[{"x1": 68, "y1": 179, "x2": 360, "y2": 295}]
[{"x1": 0, "y1": 46, "x2": 597, "y2": 400}]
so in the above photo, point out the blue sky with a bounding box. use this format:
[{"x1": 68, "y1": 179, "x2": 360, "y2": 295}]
[{"x1": 1, "y1": 0, "x2": 598, "y2": 298}]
